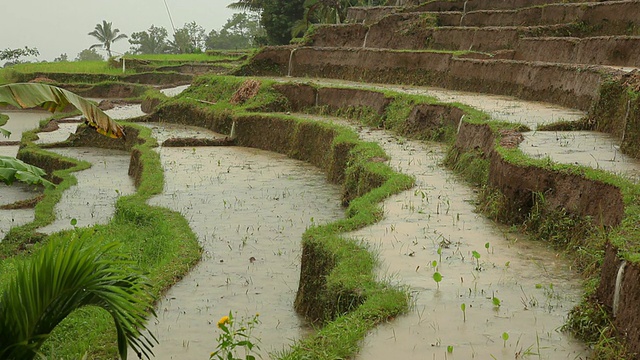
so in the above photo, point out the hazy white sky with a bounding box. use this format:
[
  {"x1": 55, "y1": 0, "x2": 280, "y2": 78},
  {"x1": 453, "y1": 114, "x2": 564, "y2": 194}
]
[{"x1": 0, "y1": 0, "x2": 238, "y2": 61}]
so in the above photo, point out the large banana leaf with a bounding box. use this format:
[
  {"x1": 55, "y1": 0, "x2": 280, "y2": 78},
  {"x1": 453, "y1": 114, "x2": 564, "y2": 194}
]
[
  {"x1": 0, "y1": 83, "x2": 124, "y2": 138},
  {"x1": 0, "y1": 155, "x2": 55, "y2": 189},
  {"x1": 0, "y1": 232, "x2": 157, "y2": 359}
]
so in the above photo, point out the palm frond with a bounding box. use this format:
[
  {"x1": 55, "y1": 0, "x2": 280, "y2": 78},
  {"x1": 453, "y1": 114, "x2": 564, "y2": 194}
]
[
  {"x1": 0, "y1": 83, "x2": 125, "y2": 138},
  {"x1": 0, "y1": 233, "x2": 157, "y2": 359}
]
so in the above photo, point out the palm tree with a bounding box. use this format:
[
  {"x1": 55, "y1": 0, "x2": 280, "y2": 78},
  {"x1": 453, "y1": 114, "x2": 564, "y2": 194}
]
[
  {"x1": 227, "y1": 0, "x2": 264, "y2": 12},
  {"x1": 0, "y1": 233, "x2": 157, "y2": 359},
  {"x1": 88, "y1": 20, "x2": 128, "y2": 58}
]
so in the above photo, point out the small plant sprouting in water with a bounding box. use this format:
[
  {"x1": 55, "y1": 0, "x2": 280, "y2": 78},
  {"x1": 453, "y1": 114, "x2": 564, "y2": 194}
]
[
  {"x1": 492, "y1": 295, "x2": 501, "y2": 308},
  {"x1": 447, "y1": 345, "x2": 454, "y2": 353},
  {"x1": 210, "y1": 311, "x2": 261, "y2": 360},
  {"x1": 461, "y1": 303, "x2": 466, "y2": 322},
  {"x1": 472, "y1": 250, "x2": 481, "y2": 270},
  {"x1": 433, "y1": 272, "x2": 442, "y2": 289},
  {"x1": 501, "y1": 332, "x2": 509, "y2": 347},
  {"x1": 484, "y1": 242, "x2": 490, "y2": 253}
]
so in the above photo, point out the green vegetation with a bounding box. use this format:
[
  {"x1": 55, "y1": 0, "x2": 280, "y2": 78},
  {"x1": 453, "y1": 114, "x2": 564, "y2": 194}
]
[
  {"x1": 0, "y1": 233, "x2": 156, "y2": 359},
  {"x1": 0, "y1": 117, "x2": 200, "y2": 357}
]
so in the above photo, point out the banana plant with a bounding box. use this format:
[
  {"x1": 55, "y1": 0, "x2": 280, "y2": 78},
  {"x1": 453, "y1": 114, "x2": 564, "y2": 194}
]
[
  {"x1": 0, "y1": 232, "x2": 158, "y2": 359},
  {"x1": 0, "y1": 83, "x2": 125, "y2": 139},
  {"x1": 0, "y1": 155, "x2": 55, "y2": 189},
  {"x1": 0, "y1": 83, "x2": 125, "y2": 188}
]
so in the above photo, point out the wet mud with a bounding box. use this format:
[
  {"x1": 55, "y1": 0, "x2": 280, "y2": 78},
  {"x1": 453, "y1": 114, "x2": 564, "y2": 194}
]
[{"x1": 135, "y1": 124, "x2": 344, "y2": 359}]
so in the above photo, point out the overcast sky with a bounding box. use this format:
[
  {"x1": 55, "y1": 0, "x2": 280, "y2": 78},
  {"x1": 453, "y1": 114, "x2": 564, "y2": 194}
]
[{"x1": 0, "y1": 0, "x2": 239, "y2": 62}]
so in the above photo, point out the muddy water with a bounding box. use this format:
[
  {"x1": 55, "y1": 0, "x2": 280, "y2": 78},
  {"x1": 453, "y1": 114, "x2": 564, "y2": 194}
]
[
  {"x1": 0, "y1": 183, "x2": 39, "y2": 239},
  {"x1": 0, "y1": 110, "x2": 52, "y2": 239},
  {"x1": 36, "y1": 147, "x2": 135, "y2": 233},
  {"x1": 521, "y1": 130, "x2": 640, "y2": 182},
  {"x1": 34, "y1": 121, "x2": 80, "y2": 145},
  {"x1": 160, "y1": 85, "x2": 190, "y2": 97},
  {"x1": 0, "y1": 110, "x2": 52, "y2": 143},
  {"x1": 135, "y1": 123, "x2": 344, "y2": 359},
  {"x1": 352, "y1": 135, "x2": 588, "y2": 360},
  {"x1": 292, "y1": 114, "x2": 588, "y2": 359}
]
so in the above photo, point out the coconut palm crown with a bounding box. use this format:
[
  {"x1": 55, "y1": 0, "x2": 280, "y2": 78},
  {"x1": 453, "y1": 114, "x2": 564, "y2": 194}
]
[{"x1": 88, "y1": 20, "x2": 128, "y2": 58}]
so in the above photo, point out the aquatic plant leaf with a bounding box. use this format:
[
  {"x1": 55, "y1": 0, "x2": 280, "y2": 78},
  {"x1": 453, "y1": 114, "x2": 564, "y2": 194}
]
[{"x1": 0, "y1": 83, "x2": 124, "y2": 138}]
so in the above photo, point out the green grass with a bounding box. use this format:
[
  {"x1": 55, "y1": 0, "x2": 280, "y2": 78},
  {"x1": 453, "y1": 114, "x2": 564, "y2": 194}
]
[
  {"x1": 129, "y1": 53, "x2": 242, "y2": 63},
  {"x1": 3, "y1": 61, "x2": 133, "y2": 75}
]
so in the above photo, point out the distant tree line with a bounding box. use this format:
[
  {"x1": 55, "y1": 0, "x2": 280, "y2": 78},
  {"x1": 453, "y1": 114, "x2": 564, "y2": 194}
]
[
  {"x1": 228, "y1": 0, "x2": 391, "y2": 45},
  {"x1": 3, "y1": 1, "x2": 393, "y2": 65}
]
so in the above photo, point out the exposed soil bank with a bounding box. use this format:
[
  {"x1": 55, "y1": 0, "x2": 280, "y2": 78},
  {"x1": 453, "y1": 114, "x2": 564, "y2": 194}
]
[
  {"x1": 346, "y1": 0, "x2": 587, "y2": 23},
  {"x1": 597, "y1": 244, "x2": 640, "y2": 355},
  {"x1": 239, "y1": 46, "x2": 611, "y2": 111},
  {"x1": 311, "y1": 20, "x2": 640, "y2": 67},
  {"x1": 513, "y1": 36, "x2": 640, "y2": 67},
  {"x1": 274, "y1": 77, "x2": 584, "y2": 128},
  {"x1": 435, "y1": 1, "x2": 640, "y2": 31}
]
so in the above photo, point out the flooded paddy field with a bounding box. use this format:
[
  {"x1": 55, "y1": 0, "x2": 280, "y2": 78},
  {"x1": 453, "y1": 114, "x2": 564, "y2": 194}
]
[
  {"x1": 134, "y1": 123, "x2": 345, "y2": 359},
  {"x1": 291, "y1": 113, "x2": 589, "y2": 359}
]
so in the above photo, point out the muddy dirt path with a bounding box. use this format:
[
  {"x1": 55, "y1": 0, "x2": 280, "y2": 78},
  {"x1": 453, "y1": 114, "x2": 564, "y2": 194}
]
[
  {"x1": 134, "y1": 123, "x2": 345, "y2": 359},
  {"x1": 292, "y1": 113, "x2": 588, "y2": 359}
]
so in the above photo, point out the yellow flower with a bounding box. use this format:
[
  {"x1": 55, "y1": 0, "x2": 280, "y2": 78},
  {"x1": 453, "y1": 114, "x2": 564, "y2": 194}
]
[{"x1": 217, "y1": 315, "x2": 230, "y2": 328}]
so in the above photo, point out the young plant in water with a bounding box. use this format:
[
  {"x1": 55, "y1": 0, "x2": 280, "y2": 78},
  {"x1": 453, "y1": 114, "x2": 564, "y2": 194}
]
[
  {"x1": 485, "y1": 242, "x2": 490, "y2": 253},
  {"x1": 502, "y1": 332, "x2": 509, "y2": 347},
  {"x1": 461, "y1": 303, "x2": 466, "y2": 322},
  {"x1": 472, "y1": 250, "x2": 481, "y2": 270},
  {"x1": 492, "y1": 295, "x2": 501, "y2": 308},
  {"x1": 211, "y1": 311, "x2": 260, "y2": 360},
  {"x1": 433, "y1": 272, "x2": 442, "y2": 289}
]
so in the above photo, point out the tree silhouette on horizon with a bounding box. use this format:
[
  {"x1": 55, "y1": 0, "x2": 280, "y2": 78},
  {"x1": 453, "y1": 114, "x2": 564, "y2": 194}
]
[{"x1": 88, "y1": 20, "x2": 128, "y2": 58}]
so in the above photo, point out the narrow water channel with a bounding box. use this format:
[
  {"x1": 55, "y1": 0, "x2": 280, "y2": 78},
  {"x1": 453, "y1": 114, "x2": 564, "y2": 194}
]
[{"x1": 134, "y1": 123, "x2": 345, "y2": 359}]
